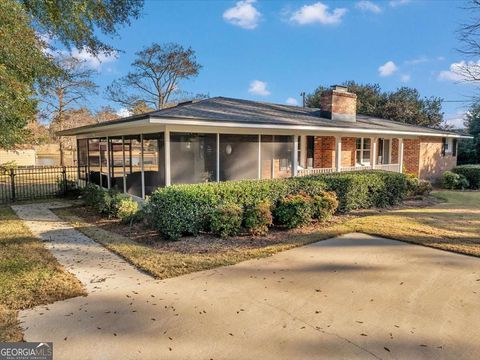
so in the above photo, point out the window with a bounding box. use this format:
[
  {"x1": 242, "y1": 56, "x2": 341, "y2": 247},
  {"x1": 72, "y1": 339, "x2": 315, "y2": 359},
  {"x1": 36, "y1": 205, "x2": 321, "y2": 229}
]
[
  {"x1": 453, "y1": 138, "x2": 458, "y2": 157},
  {"x1": 377, "y1": 138, "x2": 391, "y2": 164},
  {"x1": 306, "y1": 136, "x2": 315, "y2": 168},
  {"x1": 441, "y1": 137, "x2": 447, "y2": 157},
  {"x1": 356, "y1": 138, "x2": 371, "y2": 165}
]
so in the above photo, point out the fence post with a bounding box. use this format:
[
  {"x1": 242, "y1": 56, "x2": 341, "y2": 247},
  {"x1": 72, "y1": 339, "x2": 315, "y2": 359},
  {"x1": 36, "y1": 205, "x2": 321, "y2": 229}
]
[
  {"x1": 62, "y1": 166, "x2": 67, "y2": 195},
  {"x1": 10, "y1": 168, "x2": 15, "y2": 202}
]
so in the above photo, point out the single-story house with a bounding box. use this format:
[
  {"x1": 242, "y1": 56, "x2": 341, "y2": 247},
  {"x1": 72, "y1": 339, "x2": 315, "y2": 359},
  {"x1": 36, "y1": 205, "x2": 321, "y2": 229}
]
[{"x1": 60, "y1": 85, "x2": 470, "y2": 199}]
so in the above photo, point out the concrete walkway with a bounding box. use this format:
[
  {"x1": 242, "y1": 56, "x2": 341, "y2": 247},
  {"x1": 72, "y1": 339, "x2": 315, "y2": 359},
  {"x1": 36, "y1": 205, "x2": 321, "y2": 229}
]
[{"x1": 12, "y1": 202, "x2": 480, "y2": 360}]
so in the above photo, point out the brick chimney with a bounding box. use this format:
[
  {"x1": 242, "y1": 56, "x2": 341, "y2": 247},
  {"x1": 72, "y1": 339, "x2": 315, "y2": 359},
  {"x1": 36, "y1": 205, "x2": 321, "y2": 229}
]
[{"x1": 320, "y1": 85, "x2": 357, "y2": 122}]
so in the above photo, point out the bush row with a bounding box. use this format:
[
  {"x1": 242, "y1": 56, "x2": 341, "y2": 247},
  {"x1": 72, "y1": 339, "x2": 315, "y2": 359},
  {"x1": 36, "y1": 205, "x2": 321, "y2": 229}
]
[
  {"x1": 442, "y1": 165, "x2": 480, "y2": 190},
  {"x1": 144, "y1": 171, "x2": 409, "y2": 240},
  {"x1": 82, "y1": 184, "x2": 139, "y2": 223},
  {"x1": 452, "y1": 165, "x2": 480, "y2": 189}
]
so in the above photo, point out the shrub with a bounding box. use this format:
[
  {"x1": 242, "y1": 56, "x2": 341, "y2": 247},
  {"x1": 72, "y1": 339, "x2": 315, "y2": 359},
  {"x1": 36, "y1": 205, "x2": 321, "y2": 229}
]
[
  {"x1": 82, "y1": 185, "x2": 131, "y2": 218},
  {"x1": 117, "y1": 197, "x2": 139, "y2": 224},
  {"x1": 274, "y1": 193, "x2": 313, "y2": 229},
  {"x1": 244, "y1": 202, "x2": 273, "y2": 236},
  {"x1": 311, "y1": 191, "x2": 338, "y2": 221},
  {"x1": 210, "y1": 203, "x2": 243, "y2": 238},
  {"x1": 441, "y1": 171, "x2": 469, "y2": 190},
  {"x1": 452, "y1": 165, "x2": 480, "y2": 189},
  {"x1": 416, "y1": 180, "x2": 433, "y2": 196},
  {"x1": 144, "y1": 170, "x2": 409, "y2": 239},
  {"x1": 83, "y1": 183, "x2": 103, "y2": 208}
]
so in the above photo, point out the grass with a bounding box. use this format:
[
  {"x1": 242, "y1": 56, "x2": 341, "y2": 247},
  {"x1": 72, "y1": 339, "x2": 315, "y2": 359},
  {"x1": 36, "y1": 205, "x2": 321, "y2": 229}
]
[
  {"x1": 54, "y1": 190, "x2": 480, "y2": 283},
  {"x1": 0, "y1": 206, "x2": 85, "y2": 341}
]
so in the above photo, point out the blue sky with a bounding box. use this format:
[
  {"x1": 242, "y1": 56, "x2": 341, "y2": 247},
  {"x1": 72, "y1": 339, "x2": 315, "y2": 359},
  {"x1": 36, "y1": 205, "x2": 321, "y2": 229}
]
[{"x1": 73, "y1": 0, "x2": 474, "y2": 127}]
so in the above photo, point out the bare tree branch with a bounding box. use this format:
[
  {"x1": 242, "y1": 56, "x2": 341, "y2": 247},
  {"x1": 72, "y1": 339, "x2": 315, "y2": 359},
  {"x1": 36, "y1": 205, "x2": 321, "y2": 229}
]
[{"x1": 105, "y1": 42, "x2": 202, "y2": 111}]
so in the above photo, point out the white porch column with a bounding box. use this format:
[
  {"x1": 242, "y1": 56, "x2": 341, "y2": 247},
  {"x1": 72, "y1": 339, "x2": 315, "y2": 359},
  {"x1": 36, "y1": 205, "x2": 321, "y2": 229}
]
[
  {"x1": 399, "y1": 138, "x2": 404, "y2": 173},
  {"x1": 122, "y1": 136, "x2": 126, "y2": 193},
  {"x1": 371, "y1": 137, "x2": 377, "y2": 169},
  {"x1": 216, "y1": 133, "x2": 220, "y2": 182},
  {"x1": 164, "y1": 129, "x2": 171, "y2": 186},
  {"x1": 335, "y1": 136, "x2": 342, "y2": 172},
  {"x1": 140, "y1": 134, "x2": 145, "y2": 199},
  {"x1": 258, "y1": 134, "x2": 261, "y2": 179},
  {"x1": 106, "y1": 136, "x2": 111, "y2": 189},
  {"x1": 300, "y1": 135, "x2": 307, "y2": 168},
  {"x1": 292, "y1": 135, "x2": 298, "y2": 177}
]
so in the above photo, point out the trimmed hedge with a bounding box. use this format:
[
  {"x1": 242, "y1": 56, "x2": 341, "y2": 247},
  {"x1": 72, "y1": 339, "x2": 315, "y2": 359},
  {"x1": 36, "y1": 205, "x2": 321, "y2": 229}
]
[
  {"x1": 145, "y1": 171, "x2": 409, "y2": 240},
  {"x1": 452, "y1": 165, "x2": 480, "y2": 189},
  {"x1": 441, "y1": 171, "x2": 469, "y2": 190}
]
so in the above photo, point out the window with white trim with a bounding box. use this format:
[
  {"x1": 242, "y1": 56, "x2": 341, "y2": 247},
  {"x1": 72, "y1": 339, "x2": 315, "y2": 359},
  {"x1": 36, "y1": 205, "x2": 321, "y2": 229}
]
[{"x1": 356, "y1": 138, "x2": 371, "y2": 165}]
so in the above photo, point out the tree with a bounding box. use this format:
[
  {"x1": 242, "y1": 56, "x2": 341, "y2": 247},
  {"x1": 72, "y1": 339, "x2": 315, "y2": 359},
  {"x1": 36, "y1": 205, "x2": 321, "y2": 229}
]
[
  {"x1": 0, "y1": 1, "x2": 54, "y2": 149},
  {"x1": 461, "y1": 102, "x2": 480, "y2": 164},
  {"x1": 20, "y1": 0, "x2": 143, "y2": 56},
  {"x1": 0, "y1": 0, "x2": 143, "y2": 149},
  {"x1": 49, "y1": 108, "x2": 97, "y2": 162},
  {"x1": 106, "y1": 43, "x2": 202, "y2": 111},
  {"x1": 40, "y1": 55, "x2": 97, "y2": 165},
  {"x1": 457, "y1": 0, "x2": 480, "y2": 82},
  {"x1": 306, "y1": 81, "x2": 444, "y2": 128}
]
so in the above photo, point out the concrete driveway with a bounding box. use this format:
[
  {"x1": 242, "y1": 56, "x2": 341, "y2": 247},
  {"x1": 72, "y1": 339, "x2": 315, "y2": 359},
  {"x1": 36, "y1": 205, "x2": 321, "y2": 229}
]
[{"x1": 14, "y1": 203, "x2": 480, "y2": 360}]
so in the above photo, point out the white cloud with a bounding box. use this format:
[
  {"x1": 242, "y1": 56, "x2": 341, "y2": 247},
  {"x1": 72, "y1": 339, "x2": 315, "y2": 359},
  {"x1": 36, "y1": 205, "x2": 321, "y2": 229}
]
[
  {"x1": 389, "y1": 0, "x2": 410, "y2": 7},
  {"x1": 289, "y1": 2, "x2": 347, "y2": 25},
  {"x1": 378, "y1": 61, "x2": 398, "y2": 77},
  {"x1": 116, "y1": 108, "x2": 132, "y2": 118},
  {"x1": 400, "y1": 74, "x2": 411, "y2": 82},
  {"x1": 437, "y1": 60, "x2": 480, "y2": 82},
  {"x1": 70, "y1": 48, "x2": 117, "y2": 70},
  {"x1": 355, "y1": 1, "x2": 381, "y2": 13},
  {"x1": 286, "y1": 97, "x2": 299, "y2": 105},
  {"x1": 223, "y1": 0, "x2": 261, "y2": 30},
  {"x1": 444, "y1": 111, "x2": 467, "y2": 128},
  {"x1": 248, "y1": 80, "x2": 270, "y2": 96}
]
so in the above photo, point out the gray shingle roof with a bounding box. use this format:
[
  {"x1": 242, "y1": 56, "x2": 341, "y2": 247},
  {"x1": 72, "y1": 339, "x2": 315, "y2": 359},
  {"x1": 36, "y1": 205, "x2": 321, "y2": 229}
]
[
  {"x1": 148, "y1": 97, "x2": 458, "y2": 136},
  {"x1": 60, "y1": 96, "x2": 465, "y2": 137}
]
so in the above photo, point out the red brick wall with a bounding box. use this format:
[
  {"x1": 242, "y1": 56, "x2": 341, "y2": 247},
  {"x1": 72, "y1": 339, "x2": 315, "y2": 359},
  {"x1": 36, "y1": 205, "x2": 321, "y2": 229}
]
[
  {"x1": 314, "y1": 136, "x2": 336, "y2": 168},
  {"x1": 313, "y1": 136, "x2": 356, "y2": 168},
  {"x1": 403, "y1": 139, "x2": 421, "y2": 176},
  {"x1": 391, "y1": 138, "x2": 399, "y2": 164},
  {"x1": 419, "y1": 136, "x2": 457, "y2": 182},
  {"x1": 341, "y1": 137, "x2": 356, "y2": 167}
]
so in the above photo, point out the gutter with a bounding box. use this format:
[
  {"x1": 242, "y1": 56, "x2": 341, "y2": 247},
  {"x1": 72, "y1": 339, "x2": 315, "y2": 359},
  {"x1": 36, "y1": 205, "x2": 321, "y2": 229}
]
[{"x1": 58, "y1": 114, "x2": 473, "y2": 139}]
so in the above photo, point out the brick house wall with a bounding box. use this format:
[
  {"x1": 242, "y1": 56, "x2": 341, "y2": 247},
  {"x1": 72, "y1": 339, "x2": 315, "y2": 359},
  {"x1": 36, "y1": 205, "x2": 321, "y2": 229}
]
[
  {"x1": 313, "y1": 136, "x2": 336, "y2": 168},
  {"x1": 419, "y1": 136, "x2": 457, "y2": 182},
  {"x1": 403, "y1": 139, "x2": 421, "y2": 175},
  {"x1": 341, "y1": 137, "x2": 356, "y2": 167},
  {"x1": 391, "y1": 139, "x2": 399, "y2": 164}
]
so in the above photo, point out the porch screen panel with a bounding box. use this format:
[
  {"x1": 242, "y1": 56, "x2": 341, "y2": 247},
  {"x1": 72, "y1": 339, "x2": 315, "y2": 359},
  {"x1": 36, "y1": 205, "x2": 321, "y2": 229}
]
[
  {"x1": 78, "y1": 139, "x2": 88, "y2": 180},
  {"x1": 220, "y1": 134, "x2": 258, "y2": 181},
  {"x1": 124, "y1": 135, "x2": 142, "y2": 197},
  {"x1": 88, "y1": 139, "x2": 101, "y2": 185},
  {"x1": 109, "y1": 138, "x2": 124, "y2": 191},
  {"x1": 143, "y1": 133, "x2": 165, "y2": 195},
  {"x1": 261, "y1": 135, "x2": 293, "y2": 179},
  {"x1": 99, "y1": 138, "x2": 108, "y2": 188},
  {"x1": 171, "y1": 133, "x2": 217, "y2": 184}
]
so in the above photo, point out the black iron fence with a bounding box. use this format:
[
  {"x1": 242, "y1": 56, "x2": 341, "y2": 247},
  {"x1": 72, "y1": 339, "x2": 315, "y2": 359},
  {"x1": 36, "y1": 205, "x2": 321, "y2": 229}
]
[{"x1": 0, "y1": 166, "x2": 84, "y2": 204}]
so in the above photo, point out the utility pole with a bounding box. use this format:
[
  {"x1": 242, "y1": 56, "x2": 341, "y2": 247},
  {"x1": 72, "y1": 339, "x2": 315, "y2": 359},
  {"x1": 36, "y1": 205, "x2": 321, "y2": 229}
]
[{"x1": 300, "y1": 92, "x2": 306, "y2": 108}]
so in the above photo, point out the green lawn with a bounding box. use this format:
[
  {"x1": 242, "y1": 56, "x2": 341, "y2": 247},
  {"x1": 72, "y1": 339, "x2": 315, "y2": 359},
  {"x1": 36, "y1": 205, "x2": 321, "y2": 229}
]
[{"x1": 0, "y1": 207, "x2": 85, "y2": 341}]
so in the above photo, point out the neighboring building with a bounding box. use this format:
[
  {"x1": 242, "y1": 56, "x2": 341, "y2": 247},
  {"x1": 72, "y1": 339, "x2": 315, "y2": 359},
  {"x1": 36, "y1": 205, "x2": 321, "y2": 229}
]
[
  {"x1": 0, "y1": 149, "x2": 36, "y2": 166},
  {"x1": 60, "y1": 85, "x2": 470, "y2": 199},
  {"x1": 0, "y1": 145, "x2": 76, "y2": 167}
]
